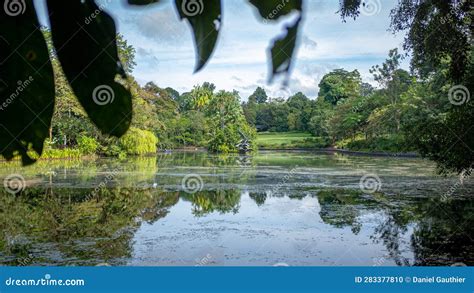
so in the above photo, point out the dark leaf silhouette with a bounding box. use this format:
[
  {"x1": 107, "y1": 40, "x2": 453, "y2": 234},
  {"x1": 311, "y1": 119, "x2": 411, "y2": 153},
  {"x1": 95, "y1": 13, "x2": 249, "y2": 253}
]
[
  {"x1": 0, "y1": 0, "x2": 55, "y2": 165},
  {"x1": 47, "y1": 0, "x2": 132, "y2": 137},
  {"x1": 249, "y1": 0, "x2": 302, "y2": 81},
  {"x1": 175, "y1": 0, "x2": 221, "y2": 72}
]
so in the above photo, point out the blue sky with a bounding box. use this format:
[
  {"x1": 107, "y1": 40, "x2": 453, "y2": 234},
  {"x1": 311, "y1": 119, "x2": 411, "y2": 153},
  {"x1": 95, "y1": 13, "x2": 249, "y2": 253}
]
[{"x1": 35, "y1": 0, "x2": 409, "y2": 100}]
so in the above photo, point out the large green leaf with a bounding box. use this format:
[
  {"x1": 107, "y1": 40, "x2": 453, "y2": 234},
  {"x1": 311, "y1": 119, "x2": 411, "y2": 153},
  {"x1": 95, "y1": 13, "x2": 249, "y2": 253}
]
[
  {"x1": 269, "y1": 17, "x2": 301, "y2": 81},
  {"x1": 248, "y1": 0, "x2": 302, "y2": 21},
  {"x1": 175, "y1": 0, "x2": 221, "y2": 72},
  {"x1": 46, "y1": 0, "x2": 132, "y2": 137},
  {"x1": 248, "y1": 0, "x2": 302, "y2": 81},
  {"x1": 0, "y1": 0, "x2": 55, "y2": 165}
]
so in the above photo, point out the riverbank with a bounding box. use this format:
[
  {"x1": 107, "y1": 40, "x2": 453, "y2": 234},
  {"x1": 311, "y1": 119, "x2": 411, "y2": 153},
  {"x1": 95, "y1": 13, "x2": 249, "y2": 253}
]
[
  {"x1": 256, "y1": 132, "x2": 418, "y2": 158},
  {"x1": 258, "y1": 147, "x2": 419, "y2": 158}
]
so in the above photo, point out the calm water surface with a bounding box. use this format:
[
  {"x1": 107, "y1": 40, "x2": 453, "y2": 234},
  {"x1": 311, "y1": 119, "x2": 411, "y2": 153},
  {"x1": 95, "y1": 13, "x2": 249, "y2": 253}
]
[{"x1": 0, "y1": 151, "x2": 472, "y2": 266}]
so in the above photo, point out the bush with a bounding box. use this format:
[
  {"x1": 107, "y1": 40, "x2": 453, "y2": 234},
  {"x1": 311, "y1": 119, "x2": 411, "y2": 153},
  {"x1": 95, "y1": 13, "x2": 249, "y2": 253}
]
[
  {"x1": 119, "y1": 127, "x2": 158, "y2": 155},
  {"x1": 42, "y1": 148, "x2": 82, "y2": 159},
  {"x1": 337, "y1": 134, "x2": 412, "y2": 152},
  {"x1": 208, "y1": 126, "x2": 240, "y2": 153},
  {"x1": 77, "y1": 135, "x2": 99, "y2": 155},
  {"x1": 103, "y1": 144, "x2": 127, "y2": 159}
]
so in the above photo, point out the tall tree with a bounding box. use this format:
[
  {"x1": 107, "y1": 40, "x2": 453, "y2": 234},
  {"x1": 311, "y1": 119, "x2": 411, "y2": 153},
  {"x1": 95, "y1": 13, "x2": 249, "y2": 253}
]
[
  {"x1": 318, "y1": 69, "x2": 362, "y2": 105},
  {"x1": 249, "y1": 87, "x2": 268, "y2": 104}
]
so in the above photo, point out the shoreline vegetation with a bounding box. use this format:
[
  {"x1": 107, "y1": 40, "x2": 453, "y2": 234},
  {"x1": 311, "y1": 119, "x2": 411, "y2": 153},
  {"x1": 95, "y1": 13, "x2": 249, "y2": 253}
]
[{"x1": 0, "y1": 137, "x2": 420, "y2": 164}]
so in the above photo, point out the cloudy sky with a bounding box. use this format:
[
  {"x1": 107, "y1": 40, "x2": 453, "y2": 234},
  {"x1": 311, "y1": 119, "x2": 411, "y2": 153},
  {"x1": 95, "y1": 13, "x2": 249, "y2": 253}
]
[{"x1": 35, "y1": 0, "x2": 410, "y2": 100}]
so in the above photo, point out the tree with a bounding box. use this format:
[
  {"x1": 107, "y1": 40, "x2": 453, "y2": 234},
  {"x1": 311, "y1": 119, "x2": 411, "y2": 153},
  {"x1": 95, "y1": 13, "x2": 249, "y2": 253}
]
[
  {"x1": 339, "y1": 0, "x2": 473, "y2": 173},
  {"x1": 190, "y1": 85, "x2": 213, "y2": 110},
  {"x1": 370, "y1": 49, "x2": 413, "y2": 132},
  {"x1": 318, "y1": 69, "x2": 362, "y2": 105},
  {"x1": 249, "y1": 87, "x2": 268, "y2": 104},
  {"x1": 164, "y1": 87, "x2": 180, "y2": 101},
  {"x1": 286, "y1": 92, "x2": 311, "y2": 131},
  {"x1": 206, "y1": 90, "x2": 254, "y2": 153}
]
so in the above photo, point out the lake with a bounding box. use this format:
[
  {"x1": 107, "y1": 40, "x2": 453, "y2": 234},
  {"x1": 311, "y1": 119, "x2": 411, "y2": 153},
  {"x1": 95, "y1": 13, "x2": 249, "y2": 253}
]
[{"x1": 0, "y1": 151, "x2": 473, "y2": 266}]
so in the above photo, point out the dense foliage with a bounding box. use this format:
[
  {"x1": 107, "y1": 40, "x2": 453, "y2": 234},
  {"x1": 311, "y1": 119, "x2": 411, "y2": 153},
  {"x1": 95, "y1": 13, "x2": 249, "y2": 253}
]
[
  {"x1": 243, "y1": 46, "x2": 473, "y2": 174},
  {"x1": 1, "y1": 0, "x2": 472, "y2": 174},
  {"x1": 0, "y1": 0, "x2": 302, "y2": 165},
  {"x1": 30, "y1": 30, "x2": 253, "y2": 158}
]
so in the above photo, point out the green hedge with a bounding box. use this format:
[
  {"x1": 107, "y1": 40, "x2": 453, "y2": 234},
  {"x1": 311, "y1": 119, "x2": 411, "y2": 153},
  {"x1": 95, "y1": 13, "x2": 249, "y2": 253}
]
[{"x1": 119, "y1": 127, "x2": 158, "y2": 155}]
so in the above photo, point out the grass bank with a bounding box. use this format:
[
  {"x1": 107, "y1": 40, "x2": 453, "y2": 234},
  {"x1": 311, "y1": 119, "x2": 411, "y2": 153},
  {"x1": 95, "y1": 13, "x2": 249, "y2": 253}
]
[{"x1": 256, "y1": 132, "x2": 329, "y2": 149}]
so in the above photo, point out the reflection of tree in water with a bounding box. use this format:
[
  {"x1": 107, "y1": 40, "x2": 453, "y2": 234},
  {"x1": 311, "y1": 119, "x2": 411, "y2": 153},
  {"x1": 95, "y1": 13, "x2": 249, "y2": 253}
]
[
  {"x1": 371, "y1": 212, "x2": 412, "y2": 266},
  {"x1": 0, "y1": 187, "x2": 178, "y2": 266},
  {"x1": 249, "y1": 192, "x2": 267, "y2": 206},
  {"x1": 410, "y1": 199, "x2": 474, "y2": 266},
  {"x1": 315, "y1": 188, "x2": 474, "y2": 266},
  {"x1": 181, "y1": 190, "x2": 241, "y2": 216},
  {"x1": 317, "y1": 189, "x2": 364, "y2": 235}
]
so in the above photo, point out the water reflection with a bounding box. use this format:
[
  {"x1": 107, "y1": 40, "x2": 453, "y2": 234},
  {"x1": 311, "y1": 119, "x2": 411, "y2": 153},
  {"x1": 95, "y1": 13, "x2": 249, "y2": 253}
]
[{"x1": 0, "y1": 151, "x2": 472, "y2": 266}]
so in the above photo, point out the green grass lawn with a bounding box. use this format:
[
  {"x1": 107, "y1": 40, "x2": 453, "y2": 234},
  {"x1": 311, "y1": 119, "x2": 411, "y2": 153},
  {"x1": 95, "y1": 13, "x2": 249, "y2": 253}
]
[{"x1": 256, "y1": 132, "x2": 328, "y2": 149}]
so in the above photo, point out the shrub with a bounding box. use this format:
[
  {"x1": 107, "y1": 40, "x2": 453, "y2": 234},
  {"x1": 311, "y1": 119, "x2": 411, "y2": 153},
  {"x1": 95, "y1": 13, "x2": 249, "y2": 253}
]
[
  {"x1": 42, "y1": 148, "x2": 82, "y2": 159},
  {"x1": 77, "y1": 135, "x2": 99, "y2": 155},
  {"x1": 119, "y1": 127, "x2": 158, "y2": 155},
  {"x1": 103, "y1": 144, "x2": 127, "y2": 159}
]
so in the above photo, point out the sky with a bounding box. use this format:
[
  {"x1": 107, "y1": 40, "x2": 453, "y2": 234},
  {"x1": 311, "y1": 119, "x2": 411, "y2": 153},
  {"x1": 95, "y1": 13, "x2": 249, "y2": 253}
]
[{"x1": 34, "y1": 0, "x2": 410, "y2": 101}]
